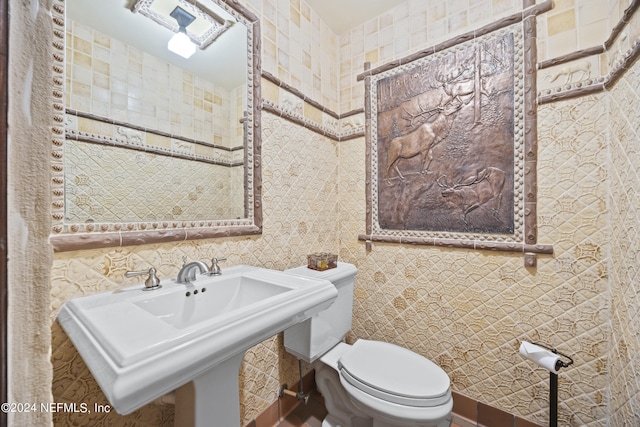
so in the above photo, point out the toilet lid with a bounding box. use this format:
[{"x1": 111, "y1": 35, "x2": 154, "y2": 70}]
[{"x1": 338, "y1": 340, "x2": 451, "y2": 407}]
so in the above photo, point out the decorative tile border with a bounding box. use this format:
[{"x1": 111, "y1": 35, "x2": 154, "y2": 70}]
[
  {"x1": 261, "y1": 71, "x2": 365, "y2": 142},
  {"x1": 537, "y1": 0, "x2": 640, "y2": 104},
  {"x1": 65, "y1": 109, "x2": 244, "y2": 167},
  {"x1": 262, "y1": 71, "x2": 341, "y2": 120}
]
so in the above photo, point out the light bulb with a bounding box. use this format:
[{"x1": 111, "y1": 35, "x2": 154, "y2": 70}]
[{"x1": 168, "y1": 31, "x2": 196, "y2": 59}]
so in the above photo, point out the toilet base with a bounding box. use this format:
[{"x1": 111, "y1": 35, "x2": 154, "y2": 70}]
[
  {"x1": 315, "y1": 363, "x2": 372, "y2": 427},
  {"x1": 314, "y1": 362, "x2": 452, "y2": 427}
]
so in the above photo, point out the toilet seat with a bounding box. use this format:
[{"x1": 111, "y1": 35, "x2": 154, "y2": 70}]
[
  {"x1": 338, "y1": 340, "x2": 451, "y2": 407},
  {"x1": 339, "y1": 373, "x2": 453, "y2": 426}
]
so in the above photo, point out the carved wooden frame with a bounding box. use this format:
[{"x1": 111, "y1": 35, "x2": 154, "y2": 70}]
[
  {"x1": 48, "y1": 0, "x2": 262, "y2": 252},
  {"x1": 358, "y1": 1, "x2": 554, "y2": 267}
]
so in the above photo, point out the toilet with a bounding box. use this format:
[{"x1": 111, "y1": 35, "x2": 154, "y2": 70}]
[{"x1": 284, "y1": 262, "x2": 453, "y2": 427}]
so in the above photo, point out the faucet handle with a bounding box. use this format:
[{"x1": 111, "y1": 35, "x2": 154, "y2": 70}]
[
  {"x1": 209, "y1": 257, "x2": 227, "y2": 275},
  {"x1": 125, "y1": 267, "x2": 162, "y2": 291}
]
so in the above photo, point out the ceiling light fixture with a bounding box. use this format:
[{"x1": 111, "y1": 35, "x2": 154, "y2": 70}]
[{"x1": 168, "y1": 6, "x2": 196, "y2": 59}]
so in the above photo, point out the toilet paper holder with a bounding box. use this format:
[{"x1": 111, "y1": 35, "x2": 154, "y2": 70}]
[
  {"x1": 521, "y1": 341, "x2": 574, "y2": 427},
  {"x1": 531, "y1": 341, "x2": 574, "y2": 371}
]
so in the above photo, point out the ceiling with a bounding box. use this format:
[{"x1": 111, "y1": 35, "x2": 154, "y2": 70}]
[{"x1": 306, "y1": 0, "x2": 407, "y2": 34}]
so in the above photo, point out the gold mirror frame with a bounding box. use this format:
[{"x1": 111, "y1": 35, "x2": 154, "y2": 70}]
[{"x1": 49, "y1": 0, "x2": 262, "y2": 252}]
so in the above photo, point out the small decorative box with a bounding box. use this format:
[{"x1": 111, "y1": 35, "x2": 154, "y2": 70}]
[{"x1": 307, "y1": 252, "x2": 338, "y2": 271}]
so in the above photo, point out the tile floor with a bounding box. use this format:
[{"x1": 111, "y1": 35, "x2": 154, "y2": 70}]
[
  {"x1": 275, "y1": 390, "x2": 326, "y2": 427},
  {"x1": 275, "y1": 391, "x2": 473, "y2": 427}
]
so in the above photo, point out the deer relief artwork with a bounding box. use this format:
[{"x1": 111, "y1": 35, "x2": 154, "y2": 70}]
[
  {"x1": 385, "y1": 98, "x2": 462, "y2": 180},
  {"x1": 436, "y1": 166, "x2": 506, "y2": 226},
  {"x1": 375, "y1": 31, "x2": 516, "y2": 234}
]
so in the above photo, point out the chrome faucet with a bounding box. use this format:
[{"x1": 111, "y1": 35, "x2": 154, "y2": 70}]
[
  {"x1": 176, "y1": 260, "x2": 210, "y2": 283},
  {"x1": 125, "y1": 267, "x2": 161, "y2": 291},
  {"x1": 208, "y1": 257, "x2": 227, "y2": 276}
]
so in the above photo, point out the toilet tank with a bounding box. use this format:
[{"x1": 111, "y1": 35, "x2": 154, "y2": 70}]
[{"x1": 283, "y1": 262, "x2": 357, "y2": 362}]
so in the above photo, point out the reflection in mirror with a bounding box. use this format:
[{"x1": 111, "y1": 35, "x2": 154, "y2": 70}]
[{"x1": 50, "y1": 0, "x2": 262, "y2": 251}]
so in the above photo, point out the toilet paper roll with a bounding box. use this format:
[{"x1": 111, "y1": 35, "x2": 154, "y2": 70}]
[{"x1": 519, "y1": 341, "x2": 561, "y2": 373}]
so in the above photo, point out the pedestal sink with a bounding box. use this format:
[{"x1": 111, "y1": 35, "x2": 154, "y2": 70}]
[{"x1": 57, "y1": 265, "x2": 338, "y2": 427}]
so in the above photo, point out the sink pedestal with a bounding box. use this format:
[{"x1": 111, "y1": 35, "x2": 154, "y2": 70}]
[{"x1": 175, "y1": 352, "x2": 245, "y2": 427}]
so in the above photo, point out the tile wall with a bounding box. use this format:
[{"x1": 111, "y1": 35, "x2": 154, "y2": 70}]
[
  {"x1": 243, "y1": 0, "x2": 340, "y2": 112},
  {"x1": 338, "y1": 90, "x2": 611, "y2": 426},
  {"x1": 65, "y1": 18, "x2": 246, "y2": 222},
  {"x1": 335, "y1": 2, "x2": 637, "y2": 425},
  {"x1": 63, "y1": 138, "x2": 243, "y2": 222},
  {"x1": 609, "y1": 56, "x2": 640, "y2": 424},
  {"x1": 66, "y1": 19, "x2": 242, "y2": 146},
  {"x1": 46, "y1": 1, "x2": 640, "y2": 426}
]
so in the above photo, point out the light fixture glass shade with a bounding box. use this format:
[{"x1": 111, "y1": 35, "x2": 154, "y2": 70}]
[{"x1": 168, "y1": 31, "x2": 196, "y2": 59}]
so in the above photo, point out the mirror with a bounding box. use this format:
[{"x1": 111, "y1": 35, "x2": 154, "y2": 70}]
[{"x1": 49, "y1": 0, "x2": 262, "y2": 251}]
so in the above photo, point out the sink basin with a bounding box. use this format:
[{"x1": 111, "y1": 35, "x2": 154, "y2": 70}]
[
  {"x1": 134, "y1": 274, "x2": 290, "y2": 329},
  {"x1": 57, "y1": 265, "x2": 338, "y2": 423}
]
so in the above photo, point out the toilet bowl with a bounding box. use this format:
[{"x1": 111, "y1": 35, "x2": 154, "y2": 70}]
[{"x1": 283, "y1": 262, "x2": 453, "y2": 427}]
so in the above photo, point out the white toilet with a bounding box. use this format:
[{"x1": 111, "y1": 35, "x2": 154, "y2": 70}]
[{"x1": 284, "y1": 262, "x2": 453, "y2": 427}]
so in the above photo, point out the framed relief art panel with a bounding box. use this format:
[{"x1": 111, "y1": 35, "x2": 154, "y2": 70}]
[
  {"x1": 358, "y1": 2, "x2": 554, "y2": 267},
  {"x1": 378, "y1": 32, "x2": 516, "y2": 234}
]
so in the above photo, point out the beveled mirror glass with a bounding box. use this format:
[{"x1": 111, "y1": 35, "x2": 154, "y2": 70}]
[{"x1": 49, "y1": 0, "x2": 262, "y2": 251}]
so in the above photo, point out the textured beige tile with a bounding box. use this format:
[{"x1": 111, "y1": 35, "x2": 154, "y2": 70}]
[
  {"x1": 76, "y1": 117, "x2": 113, "y2": 136},
  {"x1": 608, "y1": 57, "x2": 640, "y2": 427},
  {"x1": 448, "y1": 10, "x2": 468, "y2": 34},
  {"x1": 546, "y1": 30, "x2": 578, "y2": 58},
  {"x1": 303, "y1": 102, "x2": 323, "y2": 125},
  {"x1": 547, "y1": 10, "x2": 577, "y2": 36},
  {"x1": 365, "y1": 49, "x2": 379, "y2": 64}
]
